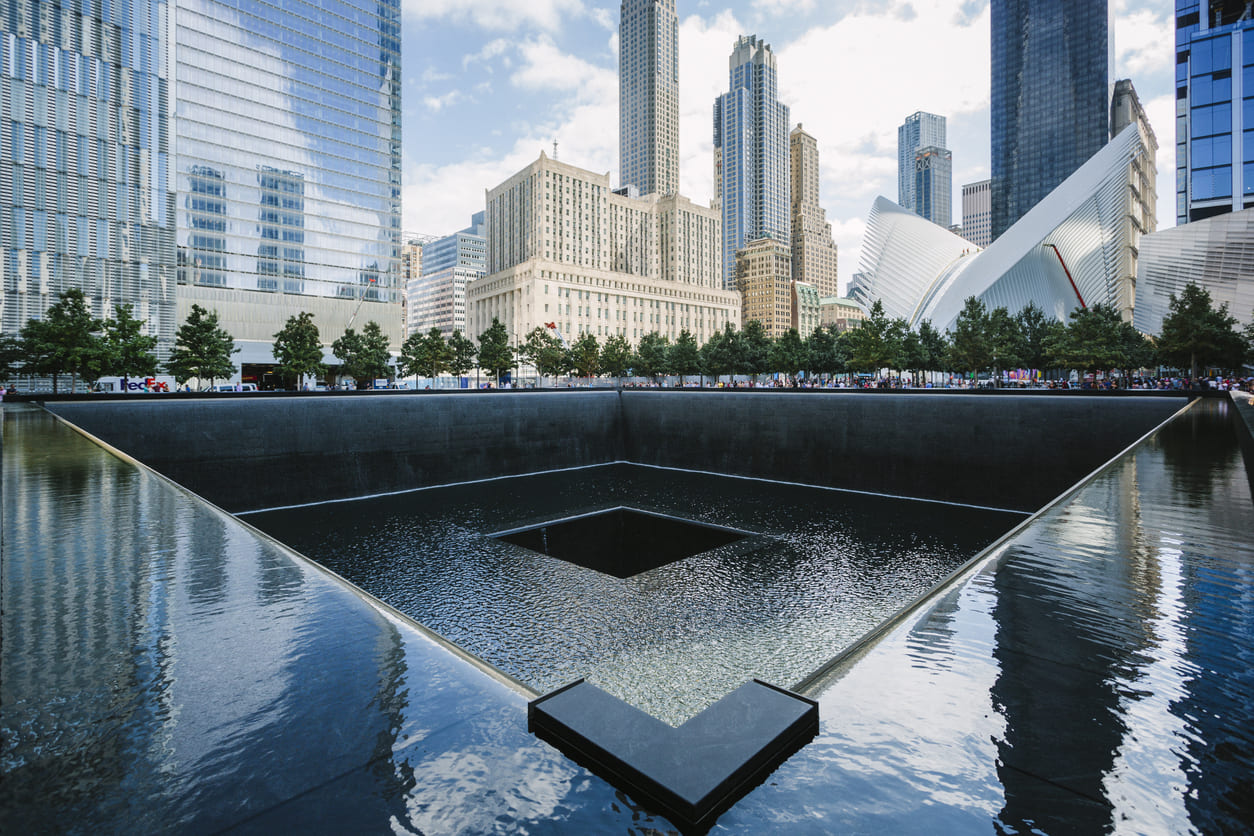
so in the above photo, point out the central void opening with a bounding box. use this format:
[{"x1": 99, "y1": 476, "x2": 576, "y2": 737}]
[{"x1": 495, "y1": 507, "x2": 749, "y2": 578}]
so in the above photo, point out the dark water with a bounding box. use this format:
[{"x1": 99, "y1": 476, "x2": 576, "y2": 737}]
[{"x1": 247, "y1": 465, "x2": 1022, "y2": 724}]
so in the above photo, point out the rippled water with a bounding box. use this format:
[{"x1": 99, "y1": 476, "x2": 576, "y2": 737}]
[{"x1": 247, "y1": 466, "x2": 1022, "y2": 724}]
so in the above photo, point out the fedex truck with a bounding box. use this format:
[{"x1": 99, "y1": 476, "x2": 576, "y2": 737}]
[{"x1": 91, "y1": 375, "x2": 179, "y2": 393}]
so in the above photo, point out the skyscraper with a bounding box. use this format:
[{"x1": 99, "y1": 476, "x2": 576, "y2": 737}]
[
  {"x1": 175, "y1": 0, "x2": 403, "y2": 376},
  {"x1": 990, "y1": 0, "x2": 1109, "y2": 240},
  {"x1": 962, "y1": 179, "x2": 993, "y2": 248},
  {"x1": 1174, "y1": 1, "x2": 1254, "y2": 225},
  {"x1": 897, "y1": 112, "x2": 946, "y2": 218},
  {"x1": 914, "y1": 146, "x2": 953, "y2": 228},
  {"x1": 1, "y1": 0, "x2": 176, "y2": 357},
  {"x1": 714, "y1": 35, "x2": 790, "y2": 290},
  {"x1": 411, "y1": 213, "x2": 485, "y2": 339},
  {"x1": 789, "y1": 124, "x2": 838, "y2": 299},
  {"x1": 619, "y1": 0, "x2": 679, "y2": 196}
]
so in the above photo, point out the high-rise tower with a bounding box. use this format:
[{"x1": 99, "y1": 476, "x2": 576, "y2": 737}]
[
  {"x1": 714, "y1": 35, "x2": 791, "y2": 290},
  {"x1": 1, "y1": 0, "x2": 176, "y2": 356},
  {"x1": 174, "y1": 0, "x2": 404, "y2": 366},
  {"x1": 897, "y1": 112, "x2": 947, "y2": 220},
  {"x1": 619, "y1": 0, "x2": 679, "y2": 196},
  {"x1": 990, "y1": 0, "x2": 1109, "y2": 240},
  {"x1": 789, "y1": 125, "x2": 839, "y2": 299},
  {"x1": 1174, "y1": 1, "x2": 1254, "y2": 225}
]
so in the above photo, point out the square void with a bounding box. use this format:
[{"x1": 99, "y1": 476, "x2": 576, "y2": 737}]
[{"x1": 495, "y1": 507, "x2": 749, "y2": 578}]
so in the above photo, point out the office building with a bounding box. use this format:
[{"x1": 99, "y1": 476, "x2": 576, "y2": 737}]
[
  {"x1": 897, "y1": 112, "x2": 947, "y2": 223},
  {"x1": 1135, "y1": 208, "x2": 1254, "y2": 336},
  {"x1": 820, "y1": 297, "x2": 867, "y2": 332},
  {"x1": 714, "y1": 35, "x2": 790, "y2": 290},
  {"x1": 619, "y1": 0, "x2": 678, "y2": 196},
  {"x1": 961, "y1": 180, "x2": 993, "y2": 248},
  {"x1": 1109, "y1": 79, "x2": 1158, "y2": 321},
  {"x1": 735, "y1": 237, "x2": 792, "y2": 338},
  {"x1": 1, "y1": 0, "x2": 176, "y2": 360},
  {"x1": 174, "y1": 0, "x2": 403, "y2": 380},
  {"x1": 991, "y1": 0, "x2": 1109, "y2": 240},
  {"x1": 789, "y1": 125, "x2": 839, "y2": 299},
  {"x1": 1174, "y1": 1, "x2": 1254, "y2": 224},
  {"x1": 852, "y1": 124, "x2": 1152, "y2": 332},
  {"x1": 914, "y1": 146, "x2": 953, "y2": 228},
  {"x1": 792, "y1": 281, "x2": 821, "y2": 340},
  {"x1": 468, "y1": 153, "x2": 738, "y2": 351},
  {"x1": 408, "y1": 213, "x2": 485, "y2": 340}
]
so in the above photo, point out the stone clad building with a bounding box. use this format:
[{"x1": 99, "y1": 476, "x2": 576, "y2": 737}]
[{"x1": 468, "y1": 153, "x2": 739, "y2": 349}]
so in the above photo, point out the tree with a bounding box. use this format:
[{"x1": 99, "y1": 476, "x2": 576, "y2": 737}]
[
  {"x1": 634, "y1": 331, "x2": 670, "y2": 383},
  {"x1": 1118, "y1": 319, "x2": 1155, "y2": 381},
  {"x1": 447, "y1": 330, "x2": 478, "y2": 382},
  {"x1": 668, "y1": 329, "x2": 702, "y2": 386},
  {"x1": 518, "y1": 326, "x2": 568, "y2": 383},
  {"x1": 741, "y1": 320, "x2": 773, "y2": 381},
  {"x1": 946, "y1": 296, "x2": 991, "y2": 379},
  {"x1": 986, "y1": 306, "x2": 1025, "y2": 381},
  {"x1": 1051, "y1": 304, "x2": 1125, "y2": 377},
  {"x1": 600, "y1": 334, "x2": 633, "y2": 383},
  {"x1": 805, "y1": 324, "x2": 848, "y2": 380},
  {"x1": 333, "y1": 320, "x2": 392, "y2": 389},
  {"x1": 1016, "y1": 302, "x2": 1052, "y2": 371},
  {"x1": 272, "y1": 311, "x2": 324, "y2": 389},
  {"x1": 847, "y1": 300, "x2": 894, "y2": 374},
  {"x1": 701, "y1": 322, "x2": 738, "y2": 384},
  {"x1": 916, "y1": 320, "x2": 949, "y2": 384},
  {"x1": 1157, "y1": 282, "x2": 1245, "y2": 380},
  {"x1": 399, "y1": 327, "x2": 452, "y2": 384},
  {"x1": 476, "y1": 317, "x2": 514, "y2": 385},
  {"x1": 769, "y1": 327, "x2": 807, "y2": 378},
  {"x1": 0, "y1": 334, "x2": 22, "y2": 383},
  {"x1": 166, "y1": 304, "x2": 239, "y2": 389},
  {"x1": 102, "y1": 304, "x2": 159, "y2": 383},
  {"x1": 21, "y1": 289, "x2": 104, "y2": 393},
  {"x1": 569, "y1": 332, "x2": 601, "y2": 380}
]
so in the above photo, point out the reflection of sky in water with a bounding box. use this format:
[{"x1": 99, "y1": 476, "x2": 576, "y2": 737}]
[{"x1": 247, "y1": 465, "x2": 1021, "y2": 725}]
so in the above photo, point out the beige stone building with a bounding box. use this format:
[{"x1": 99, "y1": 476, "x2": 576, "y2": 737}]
[
  {"x1": 820, "y1": 296, "x2": 867, "y2": 332},
  {"x1": 736, "y1": 237, "x2": 793, "y2": 338},
  {"x1": 789, "y1": 125, "x2": 839, "y2": 299},
  {"x1": 468, "y1": 153, "x2": 739, "y2": 349},
  {"x1": 1110, "y1": 78, "x2": 1158, "y2": 323}
]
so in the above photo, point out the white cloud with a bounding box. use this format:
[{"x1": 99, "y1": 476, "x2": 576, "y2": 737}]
[
  {"x1": 463, "y1": 38, "x2": 511, "y2": 70},
  {"x1": 423, "y1": 90, "x2": 464, "y2": 112},
  {"x1": 421, "y1": 67, "x2": 453, "y2": 84},
  {"x1": 512, "y1": 37, "x2": 615, "y2": 101},
  {"x1": 402, "y1": 0, "x2": 586, "y2": 32}
]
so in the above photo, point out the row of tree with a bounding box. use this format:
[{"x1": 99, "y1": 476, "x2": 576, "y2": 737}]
[{"x1": 5, "y1": 282, "x2": 1250, "y2": 393}]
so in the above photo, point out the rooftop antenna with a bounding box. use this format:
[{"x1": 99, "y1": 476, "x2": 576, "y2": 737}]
[{"x1": 553, "y1": 139, "x2": 558, "y2": 161}]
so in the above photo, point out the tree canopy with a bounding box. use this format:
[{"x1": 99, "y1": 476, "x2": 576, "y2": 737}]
[
  {"x1": 272, "y1": 311, "x2": 325, "y2": 388},
  {"x1": 20, "y1": 289, "x2": 104, "y2": 392},
  {"x1": 165, "y1": 304, "x2": 239, "y2": 389},
  {"x1": 333, "y1": 320, "x2": 392, "y2": 388},
  {"x1": 1157, "y1": 282, "x2": 1245, "y2": 379},
  {"x1": 476, "y1": 318, "x2": 514, "y2": 384}
]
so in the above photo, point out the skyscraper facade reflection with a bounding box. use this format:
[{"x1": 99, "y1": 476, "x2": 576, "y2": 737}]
[
  {"x1": 990, "y1": 0, "x2": 1109, "y2": 241},
  {"x1": 174, "y1": 0, "x2": 403, "y2": 362}
]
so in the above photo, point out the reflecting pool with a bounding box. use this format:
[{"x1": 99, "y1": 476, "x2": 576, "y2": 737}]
[{"x1": 246, "y1": 465, "x2": 1023, "y2": 724}]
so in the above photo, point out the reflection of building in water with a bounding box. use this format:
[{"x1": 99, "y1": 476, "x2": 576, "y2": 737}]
[
  {"x1": 172, "y1": 0, "x2": 403, "y2": 384},
  {"x1": 256, "y1": 168, "x2": 305, "y2": 295}
]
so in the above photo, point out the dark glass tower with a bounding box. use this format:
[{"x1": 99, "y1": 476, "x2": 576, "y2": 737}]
[{"x1": 990, "y1": 0, "x2": 1109, "y2": 240}]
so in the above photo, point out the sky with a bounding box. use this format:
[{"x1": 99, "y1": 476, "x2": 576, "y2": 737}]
[{"x1": 401, "y1": 0, "x2": 1175, "y2": 295}]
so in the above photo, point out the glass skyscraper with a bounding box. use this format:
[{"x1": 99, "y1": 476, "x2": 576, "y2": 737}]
[
  {"x1": 990, "y1": 0, "x2": 1109, "y2": 241},
  {"x1": 897, "y1": 111, "x2": 946, "y2": 220},
  {"x1": 1, "y1": 0, "x2": 176, "y2": 352},
  {"x1": 714, "y1": 35, "x2": 790, "y2": 291},
  {"x1": 174, "y1": 0, "x2": 402, "y2": 362},
  {"x1": 1175, "y1": 1, "x2": 1254, "y2": 225},
  {"x1": 619, "y1": 0, "x2": 678, "y2": 196}
]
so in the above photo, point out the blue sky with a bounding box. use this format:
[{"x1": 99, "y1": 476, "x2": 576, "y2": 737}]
[{"x1": 402, "y1": 0, "x2": 1174, "y2": 293}]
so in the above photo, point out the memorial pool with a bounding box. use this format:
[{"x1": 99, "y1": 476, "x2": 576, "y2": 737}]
[{"x1": 245, "y1": 465, "x2": 1023, "y2": 724}]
